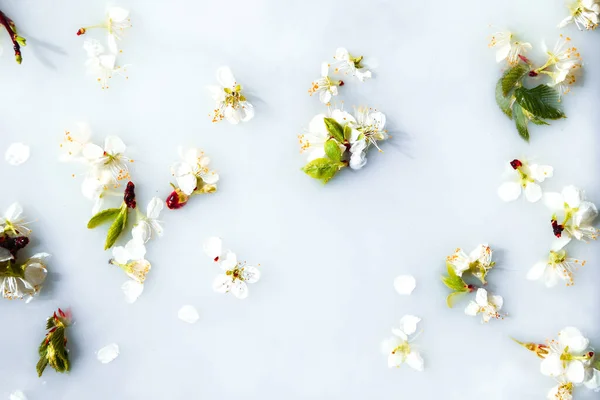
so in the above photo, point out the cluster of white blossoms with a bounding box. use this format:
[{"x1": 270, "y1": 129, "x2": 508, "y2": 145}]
[
  {"x1": 203, "y1": 237, "x2": 261, "y2": 299},
  {"x1": 309, "y1": 47, "x2": 372, "y2": 104},
  {"x1": 209, "y1": 66, "x2": 254, "y2": 124},
  {"x1": 59, "y1": 122, "x2": 133, "y2": 214},
  {"x1": 0, "y1": 203, "x2": 49, "y2": 302},
  {"x1": 381, "y1": 315, "x2": 424, "y2": 371},
  {"x1": 559, "y1": 0, "x2": 600, "y2": 30},
  {"x1": 77, "y1": 7, "x2": 131, "y2": 89}
]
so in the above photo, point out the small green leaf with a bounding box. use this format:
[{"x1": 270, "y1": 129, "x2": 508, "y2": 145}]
[
  {"x1": 323, "y1": 118, "x2": 344, "y2": 142},
  {"x1": 495, "y1": 79, "x2": 513, "y2": 119},
  {"x1": 446, "y1": 292, "x2": 466, "y2": 308},
  {"x1": 501, "y1": 64, "x2": 529, "y2": 97},
  {"x1": 514, "y1": 85, "x2": 565, "y2": 120},
  {"x1": 441, "y1": 263, "x2": 468, "y2": 292},
  {"x1": 302, "y1": 157, "x2": 343, "y2": 184},
  {"x1": 87, "y1": 208, "x2": 121, "y2": 229},
  {"x1": 104, "y1": 206, "x2": 128, "y2": 250},
  {"x1": 513, "y1": 104, "x2": 530, "y2": 142},
  {"x1": 324, "y1": 140, "x2": 342, "y2": 162},
  {"x1": 343, "y1": 125, "x2": 353, "y2": 141},
  {"x1": 530, "y1": 116, "x2": 550, "y2": 126}
]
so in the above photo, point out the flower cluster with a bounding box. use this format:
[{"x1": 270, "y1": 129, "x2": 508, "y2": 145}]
[
  {"x1": 209, "y1": 66, "x2": 254, "y2": 124},
  {"x1": 441, "y1": 244, "x2": 506, "y2": 323},
  {"x1": 77, "y1": 7, "x2": 131, "y2": 89},
  {"x1": 166, "y1": 147, "x2": 219, "y2": 210},
  {"x1": 491, "y1": 33, "x2": 582, "y2": 141},
  {"x1": 559, "y1": 0, "x2": 600, "y2": 30},
  {"x1": 515, "y1": 327, "x2": 600, "y2": 399},
  {"x1": 203, "y1": 237, "x2": 261, "y2": 299},
  {"x1": 0, "y1": 203, "x2": 49, "y2": 302},
  {"x1": 381, "y1": 315, "x2": 424, "y2": 371},
  {"x1": 36, "y1": 308, "x2": 72, "y2": 377}
]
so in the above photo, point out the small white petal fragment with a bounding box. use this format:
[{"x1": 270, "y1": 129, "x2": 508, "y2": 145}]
[
  {"x1": 393, "y1": 275, "x2": 416, "y2": 295},
  {"x1": 122, "y1": 280, "x2": 144, "y2": 303},
  {"x1": 5, "y1": 143, "x2": 30, "y2": 166},
  {"x1": 177, "y1": 305, "x2": 199, "y2": 324},
  {"x1": 10, "y1": 390, "x2": 27, "y2": 400},
  {"x1": 97, "y1": 343, "x2": 120, "y2": 364}
]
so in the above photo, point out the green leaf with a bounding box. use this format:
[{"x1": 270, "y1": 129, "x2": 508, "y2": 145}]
[
  {"x1": 501, "y1": 64, "x2": 529, "y2": 97},
  {"x1": 513, "y1": 104, "x2": 530, "y2": 142},
  {"x1": 514, "y1": 85, "x2": 565, "y2": 120},
  {"x1": 36, "y1": 356, "x2": 48, "y2": 377},
  {"x1": 323, "y1": 118, "x2": 344, "y2": 142},
  {"x1": 104, "y1": 206, "x2": 128, "y2": 250},
  {"x1": 343, "y1": 125, "x2": 353, "y2": 141},
  {"x1": 441, "y1": 263, "x2": 468, "y2": 292},
  {"x1": 495, "y1": 79, "x2": 513, "y2": 119},
  {"x1": 302, "y1": 157, "x2": 343, "y2": 184},
  {"x1": 87, "y1": 208, "x2": 121, "y2": 229},
  {"x1": 324, "y1": 140, "x2": 342, "y2": 162},
  {"x1": 446, "y1": 292, "x2": 466, "y2": 308},
  {"x1": 530, "y1": 116, "x2": 550, "y2": 126}
]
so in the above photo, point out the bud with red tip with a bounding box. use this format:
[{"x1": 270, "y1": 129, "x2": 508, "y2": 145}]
[
  {"x1": 510, "y1": 159, "x2": 523, "y2": 169},
  {"x1": 76, "y1": 28, "x2": 86, "y2": 36},
  {"x1": 166, "y1": 188, "x2": 189, "y2": 210},
  {"x1": 124, "y1": 181, "x2": 136, "y2": 209}
]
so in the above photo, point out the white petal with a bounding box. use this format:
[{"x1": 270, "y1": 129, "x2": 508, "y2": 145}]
[
  {"x1": 497, "y1": 181, "x2": 522, "y2": 202},
  {"x1": 240, "y1": 102, "x2": 254, "y2": 122},
  {"x1": 23, "y1": 263, "x2": 47, "y2": 287},
  {"x1": 540, "y1": 353, "x2": 563, "y2": 377},
  {"x1": 562, "y1": 185, "x2": 583, "y2": 208},
  {"x1": 319, "y1": 90, "x2": 332, "y2": 104},
  {"x1": 381, "y1": 336, "x2": 402, "y2": 354},
  {"x1": 242, "y1": 266, "x2": 260, "y2": 283},
  {"x1": 177, "y1": 305, "x2": 200, "y2": 324},
  {"x1": 216, "y1": 66, "x2": 236, "y2": 88},
  {"x1": 5, "y1": 143, "x2": 30, "y2": 166},
  {"x1": 566, "y1": 360, "x2": 586, "y2": 384},
  {"x1": 212, "y1": 274, "x2": 233, "y2": 293},
  {"x1": 82, "y1": 143, "x2": 104, "y2": 161},
  {"x1": 201, "y1": 171, "x2": 220, "y2": 185},
  {"x1": 122, "y1": 280, "x2": 144, "y2": 303},
  {"x1": 524, "y1": 183, "x2": 543, "y2": 203},
  {"x1": 308, "y1": 114, "x2": 328, "y2": 135},
  {"x1": 99, "y1": 54, "x2": 116, "y2": 70},
  {"x1": 559, "y1": 327, "x2": 589, "y2": 353},
  {"x1": 132, "y1": 222, "x2": 152, "y2": 244},
  {"x1": 491, "y1": 295, "x2": 503, "y2": 310},
  {"x1": 387, "y1": 353, "x2": 404, "y2": 368},
  {"x1": 544, "y1": 269, "x2": 560, "y2": 288},
  {"x1": 104, "y1": 136, "x2": 126, "y2": 155},
  {"x1": 9, "y1": 390, "x2": 27, "y2": 400},
  {"x1": 558, "y1": 16, "x2": 574, "y2": 28},
  {"x1": 527, "y1": 261, "x2": 548, "y2": 281},
  {"x1": 97, "y1": 343, "x2": 120, "y2": 364},
  {"x1": 320, "y1": 62, "x2": 330, "y2": 77},
  {"x1": 108, "y1": 6, "x2": 129, "y2": 21},
  {"x1": 398, "y1": 315, "x2": 420, "y2": 335},
  {"x1": 125, "y1": 239, "x2": 146, "y2": 261},
  {"x1": 475, "y1": 288, "x2": 489, "y2": 306},
  {"x1": 393, "y1": 275, "x2": 416, "y2": 295},
  {"x1": 551, "y1": 236, "x2": 572, "y2": 251},
  {"x1": 146, "y1": 197, "x2": 163, "y2": 219},
  {"x1": 231, "y1": 280, "x2": 249, "y2": 299},
  {"x1": 334, "y1": 47, "x2": 349, "y2": 61},
  {"x1": 405, "y1": 351, "x2": 424, "y2": 371},
  {"x1": 529, "y1": 164, "x2": 553, "y2": 182},
  {"x1": 4, "y1": 202, "x2": 23, "y2": 221},
  {"x1": 112, "y1": 246, "x2": 130, "y2": 264},
  {"x1": 107, "y1": 34, "x2": 118, "y2": 54},
  {"x1": 544, "y1": 192, "x2": 565, "y2": 210},
  {"x1": 495, "y1": 43, "x2": 512, "y2": 62},
  {"x1": 584, "y1": 369, "x2": 600, "y2": 390},
  {"x1": 465, "y1": 301, "x2": 480, "y2": 316},
  {"x1": 203, "y1": 237, "x2": 223, "y2": 261},
  {"x1": 0, "y1": 248, "x2": 13, "y2": 262},
  {"x1": 176, "y1": 174, "x2": 197, "y2": 195},
  {"x1": 220, "y1": 251, "x2": 238, "y2": 270}
]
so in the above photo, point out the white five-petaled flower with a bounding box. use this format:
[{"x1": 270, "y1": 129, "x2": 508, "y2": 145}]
[
  {"x1": 489, "y1": 31, "x2": 532, "y2": 65},
  {"x1": 544, "y1": 185, "x2": 598, "y2": 243},
  {"x1": 208, "y1": 66, "x2": 254, "y2": 124},
  {"x1": 527, "y1": 246, "x2": 585, "y2": 287},
  {"x1": 381, "y1": 315, "x2": 424, "y2": 371},
  {"x1": 541, "y1": 36, "x2": 582, "y2": 95},
  {"x1": 348, "y1": 108, "x2": 388, "y2": 170},
  {"x1": 203, "y1": 237, "x2": 261, "y2": 300},
  {"x1": 111, "y1": 239, "x2": 150, "y2": 284},
  {"x1": 132, "y1": 197, "x2": 164, "y2": 243},
  {"x1": 308, "y1": 62, "x2": 341, "y2": 104},
  {"x1": 332, "y1": 47, "x2": 372, "y2": 82},
  {"x1": 171, "y1": 147, "x2": 219, "y2": 195},
  {"x1": 446, "y1": 244, "x2": 494, "y2": 283},
  {"x1": 465, "y1": 288, "x2": 504, "y2": 323},
  {"x1": 105, "y1": 7, "x2": 132, "y2": 54},
  {"x1": 558, "y1": 0, "x2": 600, "y2": 30},
  {"x1": 298, "y1": 109, "x2": 352, "y2": 162},
  {"x1": 0, "y1": 202, "x2": 31, "y2": 236},
  {"x1": 82, "y1": 135, "x2": 132, "y2": 186},
  {"x1": 0, "y1": 253, "x2": 49, "y2": 302},
  {"x1": 83, "y1": 39, "x2": 126, "y2": 90},
  {"x1": 498, "y1": 159, "x2": 553, "y2": 203},
  {"x1": 540, "y1": 327, "x2": 594, "y2": 385}
]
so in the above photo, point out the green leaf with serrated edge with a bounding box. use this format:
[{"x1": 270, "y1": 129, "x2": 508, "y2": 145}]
[
  {"x1": 323, "y1": 118, "x2": 344, "y2": 142},
  {"x1": 324, "y1": 140, "x2": 342, "y2": 162},
  {"x1": 530, "y1": 116, "x2": 550, "y2": 126},
  {"x1": 514, "y1": 85, "x2": 565, "y2": 120},
  {"x1": 513, "y1": 104, "x2": 530, "y2": 142},
  {"x1": 302, "y1": 158, "x2": 342, "y2": 184},
  {"x1": 446, "y1": 292, "x2": 466, "y2": 308},
  {"x1": 343, "y1": 125, "x2": 353, "y2": 141},
  {"x1": 501, "y1": 64, "x2": 529, "y2": 97},
  {"x1": 87, "y1": 208, "x2": 121, "y2": 229},
  {"x1": 495, "y1": 79, "x2": 513, "y2": 119},
  {"x1": 104, "y1": 206, "x2": 128, "y2": 250}
]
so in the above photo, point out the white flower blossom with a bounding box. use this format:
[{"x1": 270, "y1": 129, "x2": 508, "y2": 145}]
[
  {"x1": 105, "y1": 7, "x2": 132, "y2": 54},
  {"x1": 0, "y1": 202, "x2": 31, "y2": 236},
  {"x1": 0, "y1": 253, "x2": 49, "y2": 302},
  {"x1": 298, "y1": 109, "x2": 352, "y2": 162},
  {"x1": 558, "y1": 0, "x2": 600, "y2": 30},
  {"x1": 489, "y1": 31, "x2": 532, "y2": 65},
  {"x1": 208, "y1": 66, "x2": 254, "y2": 124},
  {"x1": 347, "y1": 108, "x2": 388, "y2": 170},
  {"x1": 541, "y1": 36, "x2": 582, "y2": 95},
  {"x1": 171, "y1": 147, "x2": 219, "y2": 196},
  {"x1": 527, "y1": 247, "x2": 585, "y2": 287},
  {"x1": 82, "y1": 135, "x2": 132, "y2": 186},
  {"x1": 465, "y1": 288, "x2": 504, "y2": 323},
  {"x1": 544, "y1": 185, "x2": 598, "y2": 243},
  {"x1": 83, "y1": 39, "x2": 127, "y2": 89},
  {"x1": 547, "y1": 381, "x2": 573, "y2": 400},
  {"x1": 446, "y1": 244, "x2": 494, "y2": 283},
  {"x1": 308, "y1": 62, "x2": 341, "y2": 104},
  {"x1": 132, "y1": 197, "x2": 164, "y2": 243},
  {"x1": 540, "y1": 327, "x2": 594, "y2": 384},
  {"x1": 498, "y1": 159, "x2": 553, "y2": 203},
  {"x1": 381, "y1": 315, "x2": 424, "y2": 371},
  {"x1": 332, "y1": 47, "x2": 372, "y2": 82},
  {"x1": 110, "y1": 239, "x2": 150, "y2": 284}
]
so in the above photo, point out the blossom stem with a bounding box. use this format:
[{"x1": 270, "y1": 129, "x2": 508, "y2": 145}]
[{"x1": 0, "y1": 10, "x2": 24, "y2": 64}]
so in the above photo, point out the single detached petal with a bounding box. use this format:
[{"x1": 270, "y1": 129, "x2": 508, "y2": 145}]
[
  {"x1": 97, "y1": 343, "x2": 120, "y2": 364},
  {"x1": 393, "y1": 275, "x2": 416, "y2": 295},
  {"x1": 527, "y1": 261, "x2": 547, "y2": 281},
  {"x1": 398, "y1": 315, "x2": 420, "y2": 336},
  {"x1": 146, "y1": 197, "x2": 163, "y2": 219},
  {"x1": 498, "y1": 182, "x2": 522, "y2": 202},
  {"x1": 122, "y1": 280, "x2": 144, "y2": 303},
  {"x1": 212, "y1": 274, "x2": 233, "y2": 293},
  {"x1": 231, "y1": 280, "x2": 249, "y2": 299},
  {"x1": 177, "y1": 305, "x2": 199, "y2": 324},
  {"x1": 242, "y1": 266, "x2": 261, "y2": 283},
  {"x1": 5, "y1": 143, "x2": 30, "y2": 166},
  {"x1": 405, "y1": 351, "x2": 424, "y2": 371},
  {"x1": 524, "y1": 183, "x2": 543, "y2": 203}
]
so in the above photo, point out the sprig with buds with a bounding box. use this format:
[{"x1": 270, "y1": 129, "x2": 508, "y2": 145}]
[
  {"x1": 0, "y1": 10, "x2": 26, "y2": 64},
  {"x1": 491, "y1": 33, "x2": 582, "y2": 141},
  {"x1": 37, "y1": 308, "x2": 72, "y2": 377}
]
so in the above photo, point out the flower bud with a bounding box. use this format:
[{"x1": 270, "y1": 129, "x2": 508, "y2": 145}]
[
  {"x1": 166, "y1": 188, "x2": 189, "y2": 210},
  {"x1": 124, "y1": 181, "x2": 136, "y2": 209}
]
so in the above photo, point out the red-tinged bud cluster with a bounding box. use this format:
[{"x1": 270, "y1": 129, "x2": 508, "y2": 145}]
[
  {"x1": 510, "y1": 159, "x2": 523, "y2": 169},
  {"x1": 552, "y1": 219, "x2": 564, "y2": 238},
  {"x1": 124, "y1": 181, "x2": 136, "y2": 209},
  {"x1": 166, "y1": 188, "x2": 189, "y2": 210},
  {"x1": 76, "y1": 28, "x2": 86, "y2": 36},
  {"x1": 0, "y1": 234, "x2": 29, "y2": 258}
]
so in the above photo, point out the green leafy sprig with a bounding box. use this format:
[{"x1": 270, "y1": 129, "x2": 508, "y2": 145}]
[
  {"x1": 0, "y1": 10, "x2": 26, "y2": 64},
  {"x1": 301, "y1": 117, "x2": 350, "y2": 183},
  {"x1": 37, "y1": 308, "x2": 72, "y2": 377}
]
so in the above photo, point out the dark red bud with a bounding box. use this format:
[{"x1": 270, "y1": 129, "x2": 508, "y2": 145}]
[
  {"x1": 551, "y1": 219, "x2": 564, "y2": 238},
  {"x1": 124, "y1": 181, "x2": 136, "y2": 209},
  {"x1": 77, "y1": 28, "x2": 86, "y2": 36},
  {"x1": 166, "y1": 189, "x2": 189, "y2": 210},
  {"x1": 339, "y1": 80, "x2": 345, "y2": 86},
  {"x1": 528, "y1": 71, "x2": 538, "y2": 77},
  {"x1": 510, "y1": 159, "x2": 522, "y2": 169}
]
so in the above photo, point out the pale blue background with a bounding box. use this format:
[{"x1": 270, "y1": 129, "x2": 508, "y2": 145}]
[{"x1": 0, "y1": 0, "x2": 598, "y2": 399}]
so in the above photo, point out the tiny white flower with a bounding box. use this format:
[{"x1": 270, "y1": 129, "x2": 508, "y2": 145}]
[
  {"x1": 105, "y1": 7, "x2": 132, "y2": 54},
  {"x1": 464, "y1": 288, "x2": 504, "y2": 323},
  {"x1": 0, "y1": 253, "x2": 49, "y2": 302},
  {"x1": 0, "y1": 202, "x2": 31, "y2": 236},
  {"x1": 527, "y1": 248, "x2": 585, "y2": 287},
  {"x1": 308, "y1": 62, "x2": 341, "y2": 104},
  {"x1": 298, "y1": 109, "x2": 353, "y2": 162},
  {"x1": 97, "y1": 343, "x2": 120, "y2": 364},
  {"x1": 59, "y1": 123, "x2": 93, "y2": 162},
  {"x1": 544, "y1": 185, "x2": 598, "y2": 243},
  {"x1": 132, "y1": 197, "x2": 164, "y2": 243},
  {"x1": 110, "y1": 239, "x2": 151, "y2": 284},
  {"x1": 498, "y1": 159, "x2": 553, "y2": 203},
  {"x1": 394, "y1": 275, "x2": 416, "y2": 295},
  {"x1": 547, "y1": 381, "x2": 573, "y2": 400},
  {"x1": 83, "y1": 39, "x2": 127, "y2": 89},
  {"x1": 332, "y1": 47, "x2": 372, "y2": 82},
  {"x1": 178, "y1": 305, "x2": 199, "y2": 324},
  {"x1": 540, "y1": 327, "x2": 593, "y2": 384},
  {"x1": 489, "y1": 31, "x2": 532, "y2": 65},
  {"x1": 558, "y1": 0, "x2": 600, "y2": 30},
  {"x1": 346, "y1": 108, "x2": 388, "y2": 170},
  {"x1": 381, "y1": 315, "x2": 424, "y2": 371},
  {"x1": 5, "y1": 143, "x2": 30, "y2": 166},
  {"x1": 83, "y1": 135, "x2": 132, "y2": 185},
  {"x1": 208, "y1": 66, "x2": 254, "y2": 124},
  {"x1": 171, "y1": 147, "x2": 219, "y2": 196}
]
